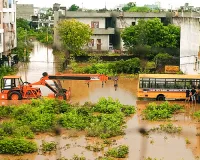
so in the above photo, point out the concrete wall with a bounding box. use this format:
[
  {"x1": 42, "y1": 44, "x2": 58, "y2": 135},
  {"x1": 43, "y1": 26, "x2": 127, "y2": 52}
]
[
  {"x1": 53, "y1": 11, "x2": 62, "y2": 49},
  {"x1": 3, "y1": 0, "x2": 16, "y2": 56},
  {"x1": 173, "y1": 17, "x2": 200, "y2": 74},
  {"x1": 90, "y1": 35, "x2": 109, "y2": 50},
  {"x1": 16, "y1": 4, "x2": 34, "y2": 20},
  {"x1": 0, "y1": 0, "x2": 3, "y2": 56},
  {"x1": 66, "y1": 17, "x2": 106, "y2": 28}
]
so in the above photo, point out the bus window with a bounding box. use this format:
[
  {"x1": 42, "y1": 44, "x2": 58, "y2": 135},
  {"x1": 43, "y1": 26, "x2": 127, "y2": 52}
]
[
  {"x1": 143, "y1": 81, "x2": 150, "y2": 88},
  {"x1": 175, "y1": 79, "x2": 185, "y2": 89},
  {"x1": 156, "y1": 79, "x2": 165, "y2": 88},
  {"x1": 139, "y1": 80, "x2": 143, "y2": 88},
  {"x1": 150, "y1": 79, "x2": 156, "y2": 88},
  {"x1": 166, "y1": 79, "x2": 175, "y2": 89}
]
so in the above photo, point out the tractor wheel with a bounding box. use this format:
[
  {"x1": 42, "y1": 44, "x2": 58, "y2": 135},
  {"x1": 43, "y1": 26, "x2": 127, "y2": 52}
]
[{"x1": 9, "y1": 91, "x2": 22, "y2": 100}]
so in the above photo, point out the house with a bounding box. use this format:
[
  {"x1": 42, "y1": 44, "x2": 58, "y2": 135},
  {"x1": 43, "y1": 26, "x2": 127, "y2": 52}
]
[
  {"x1": 0, "y1": 0, "x2": 17, "y2": 62},
  {"x1": 54, "y1": 11, "x2": 115, "y2": 51}
]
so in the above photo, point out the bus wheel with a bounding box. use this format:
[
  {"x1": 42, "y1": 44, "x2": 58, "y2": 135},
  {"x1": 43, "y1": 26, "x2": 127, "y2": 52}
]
[{"x1": 157, "y1": 95, "x2": 165, "y2": 101}]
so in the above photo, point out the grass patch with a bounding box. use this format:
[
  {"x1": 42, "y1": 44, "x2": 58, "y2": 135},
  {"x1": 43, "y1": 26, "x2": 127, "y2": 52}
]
[
  {"x1": 41, "y1": 141, "x2": 57, "y2": 153},
  {"x1": 0, "y1": 138, "x2": 37, "y2": 155},
  {"x1": 105, "y1": 145, "x2": 129, "y2": 158},
  {"x1": 148, "y1": 123, "x2": 182, "y2": 134},
  {"x1": 142, "y1": 102, "x2": 184, "y2": 121}
]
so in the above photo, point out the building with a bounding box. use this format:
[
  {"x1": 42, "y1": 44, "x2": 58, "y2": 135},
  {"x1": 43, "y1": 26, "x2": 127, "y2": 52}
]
[
  {"x1": 173, "y1": 17, "x2": 200, "y2": 75},
  {"x1": 54, "y1": 11, "x2": 115, "y2": 51},
  {"x1": 53, "y1": 9, "x2": 169, "y2": 51},
  {"x1": 0, "y1": 0, "x2": 17, "y2": 61},
  {"x1": 16, "y1": 4, "x2": 34, "y2": 21},
  {"x1": 0, "y1": 1, "x2": 3, "y2": 59}
]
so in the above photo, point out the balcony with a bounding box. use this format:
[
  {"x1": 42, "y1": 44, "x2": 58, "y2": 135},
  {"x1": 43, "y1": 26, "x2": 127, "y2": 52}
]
[{"x1": 92, "y1": 28, "x2": 115, "y2": 35}]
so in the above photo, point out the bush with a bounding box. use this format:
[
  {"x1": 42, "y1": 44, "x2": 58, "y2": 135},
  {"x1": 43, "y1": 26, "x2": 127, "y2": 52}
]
[
  {"x1": 86, "y1": 113, "x2": 125, "y2": 138},
  {"x1": 59, "y1": 109, "x2": 91, "y2": 130},
  {"x1": 105, "y1": 145, "x2": 129, "y2": 158},
  {"x1": 72, "y1": 58, "x2": 141, "y2": 74},
  {"x1": 0, "y1": 138, "x2": 37, "y2": 155},
  {"x1": 41, "y1": 141, "x2": 57, "y2": 153},
  {"x1": 142, "y1": 102, "x2": 184, "y2": 121},
  {"x1": 148, "y1": 123, "x2": 182, "y2": 134}
]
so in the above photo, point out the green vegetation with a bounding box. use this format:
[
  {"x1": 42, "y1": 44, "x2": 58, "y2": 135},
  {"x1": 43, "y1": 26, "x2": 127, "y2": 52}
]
[
  {"x1": 121, "y1": 18, "x2": 180, "y2": 63},
  {"x1": 122, "y1": 18, "x2": 180, "y2": 49},
  {"x1": 41, "y1": 141, "x2": 57, "y2": 153},
  {"x1": 71, "y1": 58, "x2": 141, "y2": 75},
  {"x1": 148, "y1": 123, "x2": 182, "y2": 134},
  {"x1": 68, "y1": 4, "x2": 79, "y2": 11},
  {"x1": 0, "y1": 98, "x2": 135, "y2": 154},
  {"x1": 142, "y1": 102, "x2": 184, "y2": 121},
  {"x1": 57, "y1": 19, "x2": 93, "y2": 56},
  {"x1": 105, "y1": 145, "x2": 129, "y2": 158},
  {"x1": 35, "y1": 27, "x2": 53, "y2": 45},
  {"x1": 185, "y1": 138, "x2": 191, "y2": 144},
  {"x1": 0, "y1": 138, "x2": 37, "y2": 155},
  {"x1": 193, "y1": 111, "x2": 200, "y2": 120},
  {"x1": 86, "y1": 143, "x2": 104, "y2": 152}
]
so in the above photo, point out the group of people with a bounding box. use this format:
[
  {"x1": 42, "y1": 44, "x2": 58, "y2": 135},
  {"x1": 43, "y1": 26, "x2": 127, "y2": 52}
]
[{"x1": 185, "y1": 87, "x2": 200, "y2": 104}]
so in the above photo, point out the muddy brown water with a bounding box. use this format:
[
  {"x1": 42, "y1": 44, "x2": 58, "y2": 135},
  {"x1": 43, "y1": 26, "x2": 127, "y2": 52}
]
[{"x1": 0, "y1": 42, "x2": 200, "y2": 160}]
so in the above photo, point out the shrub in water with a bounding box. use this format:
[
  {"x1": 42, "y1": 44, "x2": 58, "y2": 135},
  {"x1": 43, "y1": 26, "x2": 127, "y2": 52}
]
[{"x1": 0, "y1": 138, "x2": 37, "y2": 155}]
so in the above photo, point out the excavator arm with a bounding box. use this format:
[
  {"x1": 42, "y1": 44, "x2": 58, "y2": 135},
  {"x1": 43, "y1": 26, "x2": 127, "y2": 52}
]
[{"x1": 30, "y1": 72, "x2": 118, "y2": 100}]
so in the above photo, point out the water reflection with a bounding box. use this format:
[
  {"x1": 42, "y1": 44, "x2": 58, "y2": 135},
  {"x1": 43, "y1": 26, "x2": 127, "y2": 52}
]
[{"x1": 1, "y1": 42, "x2": 200, "y2": 159}]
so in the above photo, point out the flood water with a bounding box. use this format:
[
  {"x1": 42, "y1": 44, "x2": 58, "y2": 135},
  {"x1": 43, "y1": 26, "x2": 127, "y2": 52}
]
[{"x1": 0, "y1": 42, "x2": 200, "y2": 160}]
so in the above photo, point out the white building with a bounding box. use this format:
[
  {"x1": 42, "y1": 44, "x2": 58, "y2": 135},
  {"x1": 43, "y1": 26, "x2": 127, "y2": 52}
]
[
  {"x1": 0, "y1": 1, "x2": 3, "y2": 58},
  {"x1": 54, "y1": 11, "x2": 115, "y2": 51},
  {"x1": 2, "y1": 0, "x2": 17, "y2": 58},
  {"x1": 173, "y1": 17, "x2": 200, "y2": 75}
]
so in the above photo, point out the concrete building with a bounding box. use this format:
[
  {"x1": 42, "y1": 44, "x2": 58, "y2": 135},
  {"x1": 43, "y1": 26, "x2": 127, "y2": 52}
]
[
  {"x1": 0, "y1": 1, "x2": 4, "y2": 58},
  {"x1": 53, "y1": 11, "x2": 169, "y2": 51},
  {"x1": 173, "y1": 17, "x2": 200, "y2": 74},
  {"x1": 16, "y1": 4, "x2": 34, "y2": 21},
  {"x1": 0, "y1": 0, "x2": 17, "y2": 59},
  {"x1": 54, "y1": 11, "x2": 115, "y2": 51}
]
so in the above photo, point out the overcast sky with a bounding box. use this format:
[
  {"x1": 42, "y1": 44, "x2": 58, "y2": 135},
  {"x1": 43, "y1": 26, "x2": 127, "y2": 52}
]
[{"x1": 17, "y1": 0, "x2": 200, "y2": 9}]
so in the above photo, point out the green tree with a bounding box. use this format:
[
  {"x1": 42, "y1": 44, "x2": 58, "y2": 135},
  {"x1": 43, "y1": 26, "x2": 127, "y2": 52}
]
[
  {"x1": 154, "y1": 53, "x2": 173, "y2": 68},
  {"x1": 57, "y1": 19, "x2": 93, "y2": 56},
  {"x1": 16, "y1": 18, "x2": 30, "y2": 30},
  {"x1": 68, "y1": 4, "x2": 79, "y2": 11},
  {"x1": 122, "y1": 2, "x2": 136, "y2": 11},
  {"x1": 128, "y1": 6, "x2": 150, "y2": 12},
  {"x1": 121, "y1": 18, "x2": 180, "y2": 56}
]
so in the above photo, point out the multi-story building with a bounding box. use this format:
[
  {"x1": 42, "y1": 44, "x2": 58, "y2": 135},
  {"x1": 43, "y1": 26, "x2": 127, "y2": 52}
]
[
  {"x1": 3, "y1": 0, "x2": 17, "y2": 57},
  {"x1": 0, "y1": 0, "x2": 17, "y2": 61},
  {"x1": 54, "y1": 11, "x2": 115, "y2": 51},
  {"x1": 53, "y1": 10, "x2": 167, "y2": 51},
  {"x1": 16, "y1": 4, "x2": 34, "y2": 21},
  {"x1": 0, "y1": 1, "x2": 4, "y2": 58}
]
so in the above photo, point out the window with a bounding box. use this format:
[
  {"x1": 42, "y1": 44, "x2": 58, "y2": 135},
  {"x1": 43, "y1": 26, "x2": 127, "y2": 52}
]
[
  {"x1": 132, "y1": 22, "x2": 136, "y2": 26},
  {"x1": 91, "y1": 21, "x2": 99, "y2": 28},
  {"x1": 166, "y1": 79, "x2": 175, "y2": 89},
  {"x1": 156, "y1": 79, "x2": 165, "y2": 88},
  {"x1": 9, "y1": 0, "x2": 12, "y2": 8}
]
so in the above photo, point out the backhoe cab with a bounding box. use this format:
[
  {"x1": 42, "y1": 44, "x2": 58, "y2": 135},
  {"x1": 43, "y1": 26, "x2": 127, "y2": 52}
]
[{"x1": 0, "y1": 76, "x2": 41, "y2": 100}]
